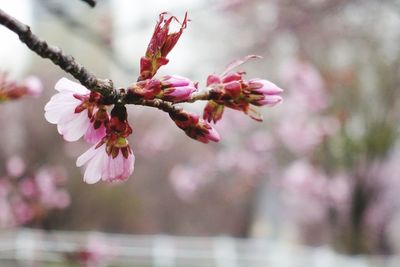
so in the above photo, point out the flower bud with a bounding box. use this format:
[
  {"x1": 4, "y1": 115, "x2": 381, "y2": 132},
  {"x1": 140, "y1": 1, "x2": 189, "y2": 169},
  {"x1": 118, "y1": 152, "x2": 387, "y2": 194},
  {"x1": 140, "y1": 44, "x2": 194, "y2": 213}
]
[
  {"x1": 138, "y1": 13, "x2": 188, "y2": 81},
  {"x1": 170, "y1": 111, "x2": 220, "y2": 143},
  {"x1": 247, "y1": 79, "x2": 283, "y2": 106},
  {"x1": 203, "y1": 100, "x2": 225, "y2": 123},
  {"x1": 159, "y1": 75, "x2": 197, "y2": 102}
]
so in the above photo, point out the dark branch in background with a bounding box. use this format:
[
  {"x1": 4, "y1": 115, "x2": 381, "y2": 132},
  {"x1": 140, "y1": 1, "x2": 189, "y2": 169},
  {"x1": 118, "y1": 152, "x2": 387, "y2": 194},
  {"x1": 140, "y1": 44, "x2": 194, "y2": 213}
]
[
  {"x1": 80, "y1": 0, "x2": 96, "y2": 8},
  {"x1": 39, "y1": 0, "x2": 136, "y2": 75},
  {"x1": 0, "y1": 8, "x2": 114, "y2": 96}
]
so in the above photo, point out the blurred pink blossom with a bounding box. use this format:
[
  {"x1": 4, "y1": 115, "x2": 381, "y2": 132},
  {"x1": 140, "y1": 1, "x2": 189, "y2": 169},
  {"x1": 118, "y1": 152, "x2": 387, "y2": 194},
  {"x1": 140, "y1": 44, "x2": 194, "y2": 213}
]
[
  {"x1": 19, "y1": 178, "x2": 38, "y2": 198},
  {"x1": 23, "y1": 76, "x2": 43, "y2": 98},
  {"x1": 282, "y1": 160, "x2": 329, "y2": 222},
  {"x1": 6, "y1": 156, "x2": 26, "y2": 177},
  {"x1": 277, "y1": 115, "x2": 324, "y2": 155},
  {"x1": 169, "y1": 165, "x2": 212, "y2": 201},
  {"x1": 11, "y1": 197, "x2": 34, "y2": 224},
  {"x1": 281, "y1": 59, "x2": 327, "y2": 112}
]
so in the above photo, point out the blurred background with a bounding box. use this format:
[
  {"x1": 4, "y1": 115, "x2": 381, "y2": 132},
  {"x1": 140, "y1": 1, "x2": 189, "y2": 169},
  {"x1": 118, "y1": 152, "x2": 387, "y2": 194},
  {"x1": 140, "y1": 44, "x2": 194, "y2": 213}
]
[{"x1": 1, "y1": 0, "x2": 400, "y2": 266}]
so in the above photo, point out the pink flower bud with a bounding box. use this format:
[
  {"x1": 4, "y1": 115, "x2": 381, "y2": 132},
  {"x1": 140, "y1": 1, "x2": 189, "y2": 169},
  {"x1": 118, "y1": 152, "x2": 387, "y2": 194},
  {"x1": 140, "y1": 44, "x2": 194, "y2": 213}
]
[
  {"x1": 170, "y1": 111, "x2": 220, "y2": 143},
  {"x1": 139, "y1": 12, "x2": 188, "y2": 80},
  {"x1": 206, "y1": 74, "x2": 221, "y2": 86},
  {"x1": 247, "y1": 79, "x2": 283, "y2": 107},
  {"x1": 160, "y1": 75, "x2": 197, "y2": 102},
  {"x1": 253, "y1": 95, "x2": 283, "y2": 106},
  {"x1": 223, "y1": 81, "x2": 243, "y2": 98},
  {"x1": 203, "y1": 100, "x2": 225, "y2": 123},
  {"x1": 221, "y1": 72, "x2": 243, "y2": 83},
  {"x1": 248, "y1": 79, "x2": 283, "y2": 95}
]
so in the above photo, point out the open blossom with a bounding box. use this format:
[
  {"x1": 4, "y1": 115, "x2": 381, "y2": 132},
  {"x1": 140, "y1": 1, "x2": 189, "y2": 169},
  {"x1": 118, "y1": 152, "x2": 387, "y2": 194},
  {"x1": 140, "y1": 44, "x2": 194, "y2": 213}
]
[
  {"x1": 170, "y1": 110, "x2": 220, "y2": 143},
  {"x1": 76, "y1": 106, "x2": 135, "y2": 184},
  {"x1": 77, "y1": 142, "x2": 134, "y2": 184},
  {"x1": 139, "y1": 12, "x2": 188, "y2": 81},
  {"x1": 44, "y1": 78, "x2": 108, "y2": 143}
]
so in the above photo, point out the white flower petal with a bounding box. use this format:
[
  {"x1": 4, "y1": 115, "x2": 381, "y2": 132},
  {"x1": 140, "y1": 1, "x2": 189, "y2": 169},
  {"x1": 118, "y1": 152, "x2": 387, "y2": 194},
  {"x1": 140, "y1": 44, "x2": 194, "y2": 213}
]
[
  {"x1": 44, "y1": 102, "x2": 78, "y2": 124},
  {"x1": 55, "y1": 78, "x2": 90, "y2": 94},
  {"x1": 57, "y1": 112, "x2": 90, "y2": 142},
  {"x1": 112, "y1": 154, "x2": 124, "y2": 180},
  {"x1": 76, "y1": 144, "x2": 107, "y2": 184},
  {"x1": 83, "y1": 149, "x2": 106, "y2": 184},
  {"x1": 76, "y1": 144, "x2": 97, "y2": 167}
]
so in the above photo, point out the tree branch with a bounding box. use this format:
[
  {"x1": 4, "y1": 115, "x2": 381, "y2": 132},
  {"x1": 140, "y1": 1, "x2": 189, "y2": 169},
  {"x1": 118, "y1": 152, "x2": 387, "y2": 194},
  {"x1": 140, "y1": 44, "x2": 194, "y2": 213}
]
[
  {"x1": 0, "y1": 9, "x2": 216, "y2": 113},
  {"x1": 0, "y1": 8, "x2": 113, "y2": 96},
  {"x1": 80, "y1": 0, "x2": 96, "y2": 8}
]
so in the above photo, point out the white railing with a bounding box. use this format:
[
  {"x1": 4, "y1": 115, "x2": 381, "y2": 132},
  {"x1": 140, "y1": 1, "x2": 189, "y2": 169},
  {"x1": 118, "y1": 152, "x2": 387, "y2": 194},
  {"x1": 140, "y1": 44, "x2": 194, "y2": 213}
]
[{"x1": 0, "y1": 229, "x2": 398, "y2": 267}]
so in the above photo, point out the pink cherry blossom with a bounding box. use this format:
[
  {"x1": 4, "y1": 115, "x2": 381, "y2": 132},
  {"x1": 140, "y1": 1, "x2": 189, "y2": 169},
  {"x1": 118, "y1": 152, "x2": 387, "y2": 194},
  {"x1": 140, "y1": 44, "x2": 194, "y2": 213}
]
[
  {"x1": 84, "y1": 123, "x2": 107, "y2": 144},
  {"x1": 44, "y1": 78, "x2": 108, "y2": 144},
  {"x1": 76, "y1": 142, "x2": 135, "y2": 184},
  {"x1": 44, "y1": 78, "x2": 92, "y2": 142}
]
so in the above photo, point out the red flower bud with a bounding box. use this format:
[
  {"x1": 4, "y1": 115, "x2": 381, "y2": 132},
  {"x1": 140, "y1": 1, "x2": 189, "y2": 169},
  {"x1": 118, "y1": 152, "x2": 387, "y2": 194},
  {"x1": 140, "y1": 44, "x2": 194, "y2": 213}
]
[
  {"x1": 138, "y1": 12, "x2": 188, "y2": 81},
  {"x1": 170, "y1": 111, "x2": 220, "y2": 143},
  {"x1": 203, "y1": 100, "x2": 225, "y2": 123}
]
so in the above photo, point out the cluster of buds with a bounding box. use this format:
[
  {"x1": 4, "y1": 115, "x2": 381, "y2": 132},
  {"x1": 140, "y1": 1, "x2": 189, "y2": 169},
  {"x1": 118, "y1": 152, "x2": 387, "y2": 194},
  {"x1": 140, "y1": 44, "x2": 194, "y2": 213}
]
[
  {"x1": 43, "y1": 12, "x2": 283, "y2": 184},
  {"x1": 138, "y1": 12, "x2": 188, "y2": 81},
  {"x1": 128, "y1": 75, "x2": 198, "y2": 103},
  {"x1": 203, "y1": 56, "x2": 283, "y2": 123},
  {"x1": 0, "y1": 73, "x2": 42, "y2": 102},
  {"x1": 0, "y1": 156, "x2": 70, "y2": 228}
]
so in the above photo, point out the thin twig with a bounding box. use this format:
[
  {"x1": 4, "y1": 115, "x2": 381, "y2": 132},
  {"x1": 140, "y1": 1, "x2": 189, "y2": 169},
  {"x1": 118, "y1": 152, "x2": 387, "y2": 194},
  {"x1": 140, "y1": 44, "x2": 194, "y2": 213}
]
[
  {"x1": 0, "y1": 8, "x2": 113, "y2": 96},
  {"x1": 80, "y1": 0, "x2": 96, "y2": 8}
]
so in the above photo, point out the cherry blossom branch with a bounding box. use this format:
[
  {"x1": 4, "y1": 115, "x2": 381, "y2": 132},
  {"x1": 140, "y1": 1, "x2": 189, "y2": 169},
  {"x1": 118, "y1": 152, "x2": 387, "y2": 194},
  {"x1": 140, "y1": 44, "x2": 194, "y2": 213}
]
[
  {"x1": 2, "y1": 9, "x2": 283, "y2": 183},
  {"x1": 0, "y1": 8, "x2": 113, "y2": 96},
  {"x1": 134, "y1": 99, "x2": 183, "y2": 115}
]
